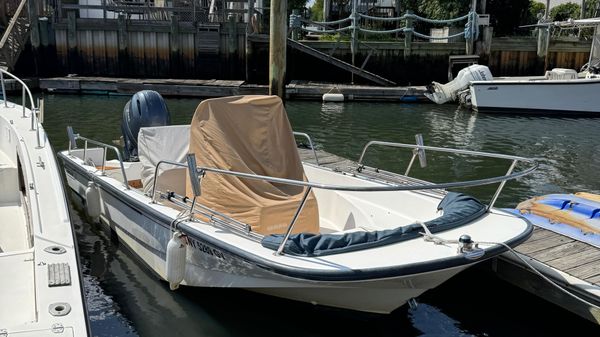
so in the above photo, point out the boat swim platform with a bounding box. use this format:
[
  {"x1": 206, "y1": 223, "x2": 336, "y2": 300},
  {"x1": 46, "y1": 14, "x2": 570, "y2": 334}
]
[
  {"x1": 35, "y1": 77, "x2": 428, "y2": 102},
  {"x1": 296, "y1": 147, "x2": 600, "y2": 324}
]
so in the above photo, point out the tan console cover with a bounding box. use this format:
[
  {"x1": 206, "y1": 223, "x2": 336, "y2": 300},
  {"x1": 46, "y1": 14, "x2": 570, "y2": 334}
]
[{"x1": 186, "y1": 95, "x2": 319, "y2": 235}]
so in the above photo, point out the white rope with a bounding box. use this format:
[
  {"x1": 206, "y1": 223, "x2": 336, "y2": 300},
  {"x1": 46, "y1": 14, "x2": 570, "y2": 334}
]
[
  {"x1": 169, "y1": 206, "x2": 191, "y2": 237},
  {"x1": 416, "y1": 222, "x2": 600, "y2": 309},
  {"x1": 480, "y1": 240, "x2": 600, "y2": 309}
]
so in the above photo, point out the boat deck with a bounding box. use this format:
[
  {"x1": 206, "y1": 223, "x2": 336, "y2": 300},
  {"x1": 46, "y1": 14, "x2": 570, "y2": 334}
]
[{"x1": 297, "y1": 146, "x2": 600, "y2": 324}]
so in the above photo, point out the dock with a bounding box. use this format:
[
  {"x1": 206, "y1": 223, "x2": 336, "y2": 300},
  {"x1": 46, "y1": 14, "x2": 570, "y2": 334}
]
[
  {"x1": 494, "y1": 228, "x2": 600, "y2": 324},
  {"x1": 296, "y1": 145, "x2": 600, "y2": 325},
  {"x1": 36, "y1": 77, "x2": 428, "y2": 102}
]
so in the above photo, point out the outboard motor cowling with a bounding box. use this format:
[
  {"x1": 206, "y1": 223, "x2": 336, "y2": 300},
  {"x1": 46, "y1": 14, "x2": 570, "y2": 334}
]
[
  {"x1": 121, "y1": 90, "x2": 171, "y2": 161},
  {"x1": 425, "y1": 65, "x2": 493, "y2": 104}
]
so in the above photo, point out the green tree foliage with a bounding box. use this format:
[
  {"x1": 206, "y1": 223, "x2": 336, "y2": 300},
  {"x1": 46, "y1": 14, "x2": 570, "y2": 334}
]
[
  {"x1": 399, "y1": 0, "x2": 419, "y2": 12},
  {"x1": 310, "y1": 0, "x2": 324, "y2": 21},
  {"x1": 418, "y1": 1, "x2": 469, "y2": 20},
  {"x1": 550, "y1": 2, "x2": 581, "y2": 21},
  {"x1": 405, "y1": 0, "x2": 535, "y2": 36},
  {"x1": 583, "y1": 0, "x2": 599, "y2": 17},
  {"x1": 528, "y1": 1, "x2": 546, "y2": 23}
]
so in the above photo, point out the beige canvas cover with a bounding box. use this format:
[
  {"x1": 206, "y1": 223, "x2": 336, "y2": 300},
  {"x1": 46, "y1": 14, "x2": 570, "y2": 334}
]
[
  {"x1": 186, "y1": 95, "x2": 319, "y2": 235},
  {"x1": 138, "y1": 125, "x2": 190, "y2": 196}
]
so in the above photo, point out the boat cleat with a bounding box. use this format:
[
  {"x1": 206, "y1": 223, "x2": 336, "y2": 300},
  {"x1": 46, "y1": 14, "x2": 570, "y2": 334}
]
[{"x1": 458, "y1": 234, "x2": 485, "y2": 260}]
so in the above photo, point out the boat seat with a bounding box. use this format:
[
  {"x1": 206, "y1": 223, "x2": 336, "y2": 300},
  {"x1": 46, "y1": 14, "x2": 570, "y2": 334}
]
[
  {"x1": 138, "y1": 125, "x2": 190, "y2": 196},
  {"x1": 187, "y1": 96, "x2": 320, "y2": 235}
]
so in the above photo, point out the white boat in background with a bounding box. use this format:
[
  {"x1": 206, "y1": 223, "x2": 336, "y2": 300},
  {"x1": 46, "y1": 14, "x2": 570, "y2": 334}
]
[
  {"x1": 59, "y1": 93, "x2": 537, "y2": 314},
  {"x1": 426, "y1": 18, "x2": 600, "y2": 115},
  {"x1": 468, "y1": 70, "x2": 600, "y2": 114},
  {"x1": 0, "y1": 69, "x2": 90, "y2": 336}
]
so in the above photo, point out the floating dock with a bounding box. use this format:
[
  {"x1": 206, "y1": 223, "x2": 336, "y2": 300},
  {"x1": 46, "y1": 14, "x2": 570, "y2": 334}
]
[
  {"x1": 494, "y1": 224, "x2": 600, "y2": 324},
  {"x1": 296, "y1": 146, "x2": 600, "y2": 325},
  {"x1": 34, "y1": 77, "x2": 427, "y2": 102}
]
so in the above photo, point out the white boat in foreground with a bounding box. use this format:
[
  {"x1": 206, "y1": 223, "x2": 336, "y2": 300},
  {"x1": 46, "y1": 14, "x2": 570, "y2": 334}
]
[
  {"x1": 0, "y1": 69, "x2": 90, "y2": 336},
  {"x1": 426, "y1": 18, "x2": 600, "y2": 115},
  {"x1": 59, "y1": 93, "x2": 537, "y2": 314}
]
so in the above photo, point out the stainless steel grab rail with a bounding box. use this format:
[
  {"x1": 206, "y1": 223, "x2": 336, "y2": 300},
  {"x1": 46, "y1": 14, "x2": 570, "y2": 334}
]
[
  {"x1": 193, "y1": 161, "x2": 537, "y2": 193},
  {"x1": 293, "y1": 131, "x2": 319, "y2": 166},
  {"x1": 0, "y1": 68, "x2": 43, "y2": 147},
  {"x1": 67, "y1": 128, "x2": 130, "y2": 189},
  {"x1": 356, "y1": 140, "x2": 535, "y2": 210},
  {"x1": 358, "y1": 140, "x2": 534, "y2": 166}
]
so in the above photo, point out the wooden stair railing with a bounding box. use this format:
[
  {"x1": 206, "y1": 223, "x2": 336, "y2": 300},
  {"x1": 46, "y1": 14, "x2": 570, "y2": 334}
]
[{"x1": 0, "y1": 0, "x2": 32, "y2": 71}]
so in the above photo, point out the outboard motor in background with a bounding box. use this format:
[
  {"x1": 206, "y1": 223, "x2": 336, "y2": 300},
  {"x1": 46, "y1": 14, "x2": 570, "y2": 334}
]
[
  {"x1": 424, "y1": 65, "x2": 493, "y2": 105},
  {"x1": 121, "y1": 90, "x2": 171, "y2": 161}
]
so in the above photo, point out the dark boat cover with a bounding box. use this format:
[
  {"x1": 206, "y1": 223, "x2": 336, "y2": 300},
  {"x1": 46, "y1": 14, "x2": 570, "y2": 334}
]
[{"x1": 261, "y1": 192, "x2": 487, "y2": 256}]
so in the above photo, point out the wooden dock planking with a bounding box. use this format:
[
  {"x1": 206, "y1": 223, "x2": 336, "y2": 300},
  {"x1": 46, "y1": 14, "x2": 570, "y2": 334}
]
[
  {"x1": 506, "y1": 226, "x2": 600, "y2": 287},
  {"x1": 37, "y1": 77, "x2": 427, "y2": 101},
  {"x1": 566, "y1": 262, "x2": 600, "y2": 280},
  {"x1": 515, "y1": 234, "x2": 574, "y2": 255},
  {"x1": 546, "y1": 247, "x2": 600, "y2": 275},
  {"x1": 588, "y1": 274, "x2": 600, "y2": 284},
  {"x1": 529, "y1": 241, "x2": 593, "y2": 263}
]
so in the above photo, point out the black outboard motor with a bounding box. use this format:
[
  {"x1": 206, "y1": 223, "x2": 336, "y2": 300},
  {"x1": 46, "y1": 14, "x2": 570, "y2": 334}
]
[{"x1": 121, "y1": 90, "x2": 171, "y2": 161}]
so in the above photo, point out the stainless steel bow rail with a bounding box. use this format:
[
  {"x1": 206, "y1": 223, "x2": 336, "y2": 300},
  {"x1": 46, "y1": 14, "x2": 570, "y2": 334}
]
[
  {"x1": 0, "y1": 68, "x2": 45, "y2": 148},
  {"x1": 66, "y1": 127, "x2": 537, "y2": 256},
  {"x1": 356, "y1": 139, "x2": 537, "y2": 211}
]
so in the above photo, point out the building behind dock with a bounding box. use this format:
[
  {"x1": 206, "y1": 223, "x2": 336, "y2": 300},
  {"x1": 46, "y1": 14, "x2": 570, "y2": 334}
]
[{"x1": 2, "y1": 0, "x2": 594, "y2": 86}]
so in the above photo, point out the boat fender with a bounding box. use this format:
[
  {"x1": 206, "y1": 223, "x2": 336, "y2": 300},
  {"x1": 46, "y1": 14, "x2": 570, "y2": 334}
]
[
  {"x1": 166, "y1": 231, "x2": 187, "y2": 290},
  {"x1": 322, "y1": 93, "x2": 344, "y2": 102},
  {"x1": 85, "y1": 181, "x2": 101, "y2": 220}
]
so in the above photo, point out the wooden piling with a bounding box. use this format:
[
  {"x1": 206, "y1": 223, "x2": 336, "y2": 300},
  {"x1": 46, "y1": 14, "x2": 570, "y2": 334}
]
[
  {"x1": 404, "y1": 10, "x2": 413, "y2": 60},
  {"x1": 269, "y1": 0, "x2": 287, "y2": 98}
]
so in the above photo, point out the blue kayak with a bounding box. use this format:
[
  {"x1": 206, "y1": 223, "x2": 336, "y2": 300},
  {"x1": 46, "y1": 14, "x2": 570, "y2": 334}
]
[{"x1": 504, "y1": 192, "x2": 600, "y2": 248}]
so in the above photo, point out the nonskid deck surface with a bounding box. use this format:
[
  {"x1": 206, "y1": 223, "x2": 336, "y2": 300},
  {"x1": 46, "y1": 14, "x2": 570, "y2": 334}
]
[{"x1": 0, "y1": 250, "x2": 35, "y2": 324}]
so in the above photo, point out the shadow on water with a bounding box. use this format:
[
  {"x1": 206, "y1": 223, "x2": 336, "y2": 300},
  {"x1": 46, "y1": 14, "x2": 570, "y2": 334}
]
[{"x1": 41, "y1": 94, "x2": 600, "y2": 337}]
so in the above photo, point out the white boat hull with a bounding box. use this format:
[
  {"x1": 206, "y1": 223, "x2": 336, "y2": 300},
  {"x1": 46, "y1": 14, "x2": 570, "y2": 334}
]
[{"x1": 469, "y1": 78, "x2": 600, "y2": 114}]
